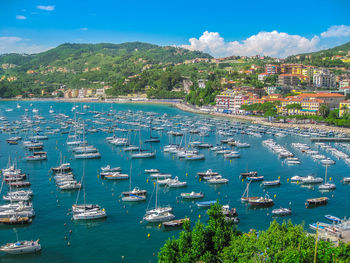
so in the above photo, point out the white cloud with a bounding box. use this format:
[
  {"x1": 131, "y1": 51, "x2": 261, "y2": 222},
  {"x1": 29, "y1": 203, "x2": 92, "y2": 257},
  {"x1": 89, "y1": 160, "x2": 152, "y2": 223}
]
[
  {"x1": 16, "y1": 15, "x2": 27, "y2": 20},
  {"x1": 80, "y1": 28, "x2": 88, "y2": 31},
  {"x1": 321, "y1": 25, "x2": 350, "y2": 38},
  {"x1": 37, "y1": 5, "x2": 55, "y2": 11},
  {"x1": 182, "y1": 31, "x2": 320, "y2": 58},
  {"x1": 0, "y1": 36, "x2": 50, "y2": 54}
]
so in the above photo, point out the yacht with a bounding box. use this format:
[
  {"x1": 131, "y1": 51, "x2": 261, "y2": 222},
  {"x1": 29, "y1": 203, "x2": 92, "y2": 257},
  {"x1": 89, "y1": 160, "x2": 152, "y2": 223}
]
[
  {"x1": 180, "y1": 192, "x2": 204, "y2": 199},
  {"x1": 0, "y1": 240, "x2": 41, "y2": 254}
]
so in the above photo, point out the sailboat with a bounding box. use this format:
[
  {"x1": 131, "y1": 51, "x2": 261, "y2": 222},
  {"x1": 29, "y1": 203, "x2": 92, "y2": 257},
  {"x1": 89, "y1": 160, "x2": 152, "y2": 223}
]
[
  {"x1": 144, "y1": 119, "x2": 160, "y2": 143},
  {"x1": 319, "y1": 165, "x2": 336, "y2": 190},
  {"x1": 131, "y1": 129, "x2": 156, "y2": 159},
  {"x1": 241, "y1": 181, "x2": 259, "y2": 202},
  {"x1": 72, "y1": 162, "x2": 106, "y2": 220},
  {"x1": 121, "y1": 165, "x2": 147, "y2": 202},
  {"x1": 143, "y1": 180, "x2": 174, "y2": 222},
  {"x1": 49, "y1": 106, "x2": 54, "y2": 114}
]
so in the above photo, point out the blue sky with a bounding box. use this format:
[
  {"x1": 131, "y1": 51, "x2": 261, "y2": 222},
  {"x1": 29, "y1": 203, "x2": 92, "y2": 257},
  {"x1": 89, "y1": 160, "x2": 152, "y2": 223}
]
[{"x1": 1, "y1": 0, "x2": 350, "y2": 57}]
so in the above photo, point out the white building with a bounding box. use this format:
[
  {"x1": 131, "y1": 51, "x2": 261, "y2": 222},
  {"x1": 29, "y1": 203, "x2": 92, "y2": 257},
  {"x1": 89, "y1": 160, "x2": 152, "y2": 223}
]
[
  {"x1": 198, "y1": 79, "x2": 207, "y2": 89},
  {"x1": 96, "y1": 88, "x2": 106, "y2": 97},
  {"x1": 313, "y1": 69, "x2": 336, "y2": 88}
]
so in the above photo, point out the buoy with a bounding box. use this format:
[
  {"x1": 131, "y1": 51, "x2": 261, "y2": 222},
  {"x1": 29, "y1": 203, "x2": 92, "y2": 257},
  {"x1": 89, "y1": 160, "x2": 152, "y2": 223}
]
[
  {"x1": 274, "y1": 194, "x2": 276, "y2": 198},
  {"x1": 287, "y1": 178, "x2": 289, "y2": 182},
  {"x1": 199, "y1": 178, "x2": 201, "y2": 182},
  {"x1": 67, "y1": 242, "x2": 71, "y2": 246},
  {"x1": 146, "y1": 179, "x2": 149, "y2": 183},
  {"x1": 329, "y1": 177, "x2": 332, "y2": 181},
  {"x1": 186, "y1": 173, "x2": 188, "y2": 176},
  {"x1": 147, "y1": 233, "x2": 151, "y2": 238},
  {"x1": 242, "y1": 179, "x2": 244, "y2": 182},
  {"x1": 64, "y1": 223, "x2": 67, "y2": 226},
  {"x1": 230, "y1": 160, "x2": 232, "y2": 163},
  {"x1": 69, "y1": 230, "x2": 72, "y2": 234},
  {"x1": 123, "y1": 205, "x2": 126, "y2": 209},
  {"x1": 122, "y1": 256, "x2": 125, "y2": 259},
  {"x1": 140, "y1": 221, "x2": 143, "y2": 224},
  {"x1": 198, "y1": 214, "x2": 201, "y2": 219},
  {"x1": 97, "y1": 175, "x2": 99, "y2": 178},
  {"x1": 278, "y1": 176, "x2": 280, "y2": 180},
  {"x1": 153, "y1": 182, "x2": 156, "y2": 186},
  {"x1": 218, "y1": 192, "x2": 220, "y2": 195},
  {"x1": 67, "y1": 213, "x2": 69, "y2": 216},
  {"x1": 158, "y1": 224, "x2": 161, "y2": 228},
  {"x1": 112, "y1": 193, "x2": 114, "y2": 196},
  {"x1": 177, "y1": 200, "x2": 179, "y2": 204},
  {"x1": 126, "y1": 210, "x2": 128, "y2": 214}
]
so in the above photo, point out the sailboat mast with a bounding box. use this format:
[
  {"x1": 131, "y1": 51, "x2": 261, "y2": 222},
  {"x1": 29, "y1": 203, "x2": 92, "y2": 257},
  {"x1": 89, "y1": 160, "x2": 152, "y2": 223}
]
[{"x1": 155, "y1": 178, "x2": 158, "y2": 209}]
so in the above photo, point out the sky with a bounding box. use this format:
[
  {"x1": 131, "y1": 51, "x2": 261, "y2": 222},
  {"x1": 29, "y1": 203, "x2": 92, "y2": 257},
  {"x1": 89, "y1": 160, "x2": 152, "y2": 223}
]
[{"x1": 0, "y1": 0, "x2": 350, "y2": 58}]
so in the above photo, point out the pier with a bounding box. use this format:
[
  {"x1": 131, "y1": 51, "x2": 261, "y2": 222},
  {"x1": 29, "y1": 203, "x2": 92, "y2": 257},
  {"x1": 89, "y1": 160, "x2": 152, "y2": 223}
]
[{"x1": 311, "y1": 137, "x2": 350, "y2": 142}]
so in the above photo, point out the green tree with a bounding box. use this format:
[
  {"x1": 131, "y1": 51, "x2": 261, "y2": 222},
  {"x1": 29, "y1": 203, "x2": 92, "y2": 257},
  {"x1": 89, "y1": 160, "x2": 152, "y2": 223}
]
[{"x1": 319, "y1": 104, "x2": 330, "y2": 118}]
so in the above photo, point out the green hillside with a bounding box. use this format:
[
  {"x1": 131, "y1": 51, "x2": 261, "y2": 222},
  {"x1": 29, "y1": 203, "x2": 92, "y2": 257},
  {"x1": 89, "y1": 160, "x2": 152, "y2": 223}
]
[
  {"x1": 285, "y1": 41, "x2": 350, "y2": 67},
  {"x1": 0, "y1": 42, "x2": 212, "y2": 98}
]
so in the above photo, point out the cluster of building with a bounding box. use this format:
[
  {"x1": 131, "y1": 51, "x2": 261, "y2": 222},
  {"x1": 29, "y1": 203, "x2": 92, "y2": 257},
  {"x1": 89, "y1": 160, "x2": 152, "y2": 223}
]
[
  {"x1": 258, "y1": 64, "x2": 338, "y2": 88},
  {"x1": 63, "y1": 87, "x2": 111, "y2": 99},
  {"x1": 215, "y1": 88, "x2": 346, "y2": 116}
]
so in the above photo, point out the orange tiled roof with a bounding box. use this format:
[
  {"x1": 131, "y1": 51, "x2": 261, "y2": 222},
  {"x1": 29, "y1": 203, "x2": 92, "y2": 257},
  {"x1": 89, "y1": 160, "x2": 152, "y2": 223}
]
[{"x1": 298, "y1": 93, "x2": 344, "y2": 98}]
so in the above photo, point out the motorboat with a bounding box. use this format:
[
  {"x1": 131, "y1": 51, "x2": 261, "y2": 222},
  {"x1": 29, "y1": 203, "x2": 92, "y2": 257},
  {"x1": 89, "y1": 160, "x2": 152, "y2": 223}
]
[
  {"x1": 101, "y1": 165, "x2": 121, "y2": 173},
  {"x1": 272, "y1": 208, "x2": 292, "y2": 216},
  {"x1": 143, "y1": 211, "x2": 175, "y2": 223},
  {"x1": 196, "y1": 200, "x2": 217, "y2": 208},
  {"x1": 262, "y1": 180, "x2": 280, "y2": 186},
  {"x1": 180, "y1": 192, "x2": 204, "y2": 199},
  {"x1": 207, "y1": 176, "x2": 229, "y2": 184},
  {"x1": 197, "y1": 169, "x2": 219, "y2": 177},
  {"x1": 249, "y1": 196, "x2": 274, "y2": 207},
  {"x1": 73, "y1": 209, "x2": 107, "y2": 220},
  {"x1": 0, "y1": 240, "x2": 41, "y2": 254},
  {"x1": 144, "y1": 169, "x2": 159, "y2": 173},
  {"x1": 324, "y1": 214, "x2": 341, "y2": 223}
]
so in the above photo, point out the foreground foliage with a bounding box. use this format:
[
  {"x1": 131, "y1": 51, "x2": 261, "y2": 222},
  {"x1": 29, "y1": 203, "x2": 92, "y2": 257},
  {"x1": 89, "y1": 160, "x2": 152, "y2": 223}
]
[{"x1": 158, "y1": 203, "x2": 350, "y2": 263}]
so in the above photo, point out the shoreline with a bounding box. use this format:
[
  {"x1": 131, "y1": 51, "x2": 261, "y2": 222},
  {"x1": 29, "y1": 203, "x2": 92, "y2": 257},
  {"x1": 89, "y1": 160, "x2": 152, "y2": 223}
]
[{"x1": 2, "y1": 97, "x2": 350, "y2": 135}]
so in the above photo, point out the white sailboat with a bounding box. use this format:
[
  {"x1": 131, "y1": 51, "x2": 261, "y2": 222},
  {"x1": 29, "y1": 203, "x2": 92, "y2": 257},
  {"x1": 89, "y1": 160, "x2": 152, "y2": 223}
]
[
  {"x1": 72, "y1": 162, "x2": 106, "y2": 220},
  {"x1": 319, "y1": 165, "x2": 336, "y2": 191},
  {"x1": 143, "y1": 179, "x2": 174, "y2": 222}
]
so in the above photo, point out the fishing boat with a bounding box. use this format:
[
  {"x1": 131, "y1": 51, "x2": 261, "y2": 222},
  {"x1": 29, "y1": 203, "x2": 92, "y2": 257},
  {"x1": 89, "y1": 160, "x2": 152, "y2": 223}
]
[
  {"x1": 324, "y1": 214, "x2": 341, "y2": 223},
  {"x1": 305, "y1": 197, "x2": 329, "y2": 208},
  {"x1": 0, "y1": 240, "x2": 41, "y2": 254},
  {"x1": 180, "y1": 192, "x2": 204, "y2": 199},
  {"x1": 343, "y1": 177, "x2": 350, "y2": 183},
  {"x1": 196, "y1": 200, "x2": 217, "y2": 208},
  {"x1": 241, "y1": 181, "x2": 259, "y2": 202},
  {"x1": 272, "y1": 208, "x2": 292, "y2": 216}
]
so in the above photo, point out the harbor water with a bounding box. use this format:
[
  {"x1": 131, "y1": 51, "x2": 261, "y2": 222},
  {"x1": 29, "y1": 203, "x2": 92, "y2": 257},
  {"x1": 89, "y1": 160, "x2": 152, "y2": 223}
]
[{"x1": 0, "y1": 101, "x2": 349, "y2": 263}]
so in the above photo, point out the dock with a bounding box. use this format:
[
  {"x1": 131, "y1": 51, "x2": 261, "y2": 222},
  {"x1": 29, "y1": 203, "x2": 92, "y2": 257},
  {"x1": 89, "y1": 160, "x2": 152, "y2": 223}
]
[{"x1": 311, "y1": 137, "x2": 350, "y2": 142}]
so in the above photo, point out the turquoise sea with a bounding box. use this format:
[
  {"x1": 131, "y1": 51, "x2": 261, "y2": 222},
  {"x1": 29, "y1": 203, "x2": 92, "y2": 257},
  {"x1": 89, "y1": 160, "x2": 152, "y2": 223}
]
[{"x1": 0, "y1": 101, "x2": 349, "y2": 263}]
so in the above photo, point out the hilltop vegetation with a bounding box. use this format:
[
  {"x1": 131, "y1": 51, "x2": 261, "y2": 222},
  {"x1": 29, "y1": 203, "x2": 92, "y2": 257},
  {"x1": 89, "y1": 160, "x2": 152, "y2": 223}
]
[{"x1": 285, "y1": 41, "x2": 350, "y2": 68}]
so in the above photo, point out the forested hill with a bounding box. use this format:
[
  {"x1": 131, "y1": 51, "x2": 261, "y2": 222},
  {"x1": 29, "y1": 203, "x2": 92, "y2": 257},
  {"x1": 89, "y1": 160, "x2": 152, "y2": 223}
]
[
  {"x1": 285, "y1": 41, "x2": 350, "y2": 67},
  {"x1": 0, "y1": 42, "x2": 212, "y2": 71},
  {"x1": 0, "y1": 42, "x2": 212, "y2": 98}
]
